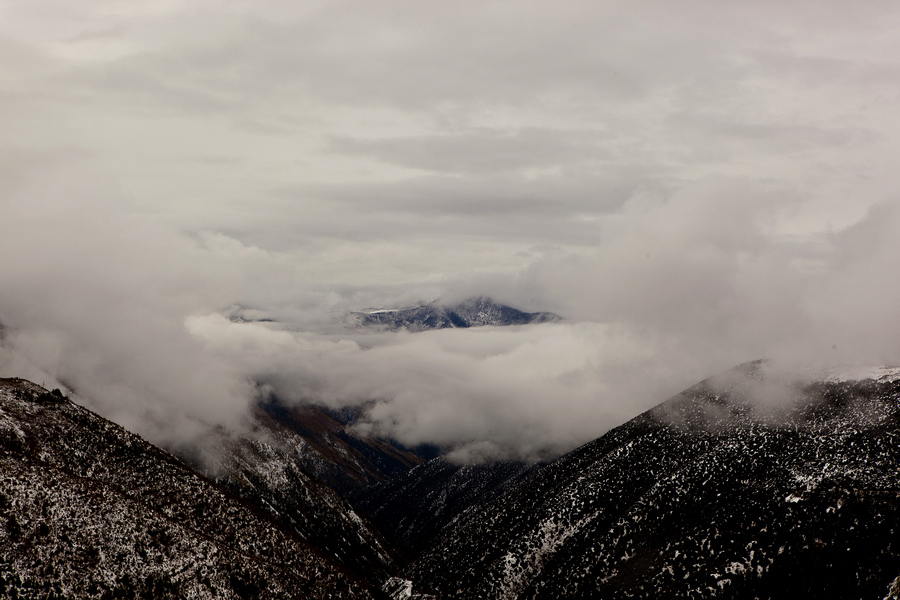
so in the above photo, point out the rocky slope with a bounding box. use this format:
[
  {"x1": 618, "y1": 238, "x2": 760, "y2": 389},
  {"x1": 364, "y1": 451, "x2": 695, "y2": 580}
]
[
  {"x1": 349, "y1": 296, "x2": 561, "y2": 332},
  {"x1": 253, "y1": 400, "x2": 429, "y2": 494},
  {"x1": 0, "y1": 377, "x2": 385, "y2": 599},
  {"x1": 8, "y1": 357, "x2": 900, "y2": 599},
  {"x1": 186, "y1": 400, "x2": 428, "y2": 582},
  {"x1": 406, "y1": 361, "x2": 900, "y2": 599}
]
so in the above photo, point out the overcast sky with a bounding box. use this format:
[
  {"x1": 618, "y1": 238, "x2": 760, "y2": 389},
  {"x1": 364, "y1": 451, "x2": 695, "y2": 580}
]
[{"x1": 3, "y1": 0, "x2": 900, "y2": 460}]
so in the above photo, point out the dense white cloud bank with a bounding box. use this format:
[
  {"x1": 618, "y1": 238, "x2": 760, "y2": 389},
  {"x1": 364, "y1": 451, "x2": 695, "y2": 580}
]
[{"x1": 2, "y1": 1, "x2": 900, "y2": 458}]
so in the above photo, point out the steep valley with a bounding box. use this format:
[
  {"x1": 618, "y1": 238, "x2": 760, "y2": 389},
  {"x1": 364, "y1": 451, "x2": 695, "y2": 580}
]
[{"x1": 4, "y1": 361, "x2": 900, "y2": 599}]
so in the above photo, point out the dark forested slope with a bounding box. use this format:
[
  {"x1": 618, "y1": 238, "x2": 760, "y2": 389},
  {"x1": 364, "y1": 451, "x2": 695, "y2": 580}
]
[
  {"x1": 0, "y1": 377, "x2": 384, "y2": 599},
  {"x1": 407, "y1": 362, "x2": 900, "y2": 599}
]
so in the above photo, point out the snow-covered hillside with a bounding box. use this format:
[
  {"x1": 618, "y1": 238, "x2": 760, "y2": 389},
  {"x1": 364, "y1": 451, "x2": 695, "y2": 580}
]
[
  {"x1": 404, "y1": 360, "x2": 900, "y2": 599},
  {"x1": 0, "y1": 377, "x2": 382, "y2": 599}
]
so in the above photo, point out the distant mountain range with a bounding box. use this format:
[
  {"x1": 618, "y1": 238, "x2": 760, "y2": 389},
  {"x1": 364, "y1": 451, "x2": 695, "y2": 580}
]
[
  {"x1": 5, "y1": 361, "x2": 900, "y2": 598},
  {"x1": 348, "y1": 296, "x2": 561, "y2": 332}
]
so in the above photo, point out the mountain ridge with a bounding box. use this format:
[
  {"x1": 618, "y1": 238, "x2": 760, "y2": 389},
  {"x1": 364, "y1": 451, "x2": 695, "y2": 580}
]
[
  {"x1": 403, "y1": 360, "x2": 900, "y2": 599},
  {"x1": 348, "y1": 296, "x2": 561, "y2": 332},
  {"x1": 7, "y1": 359, "x2": 900, "y2": 598},
  {"x1": 0, "y1": 377, "x2": 387, "y2": 599}
]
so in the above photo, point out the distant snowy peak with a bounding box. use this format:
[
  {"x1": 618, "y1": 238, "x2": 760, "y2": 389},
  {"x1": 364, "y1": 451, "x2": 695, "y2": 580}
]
[{"x1": 349, "y1": 296, "x2": 561, "y2": 332}]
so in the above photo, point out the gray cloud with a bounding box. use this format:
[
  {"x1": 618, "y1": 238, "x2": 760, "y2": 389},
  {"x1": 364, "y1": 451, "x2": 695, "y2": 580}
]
[
  {"x1": 329, "y1": 128, "x2": 613, "y2": 175},
  {"x1": 2, "y1": 1, "x2": 900, "y2": 461},
  {"x1": 185, "y1": 316, "x2": 699, "y2": 461},
  {"x1": 261, "y1": 169, "x2": 650, "y2": 247},
  {"x1": 0, "y1": 155, "x2": 253, "y2": 445},
  {"x1": 2, "y1": 153, "x2": 900, "y2": 461},
  {"x1": 177, "y1": 185, "x2": 900, "y2": 460}
]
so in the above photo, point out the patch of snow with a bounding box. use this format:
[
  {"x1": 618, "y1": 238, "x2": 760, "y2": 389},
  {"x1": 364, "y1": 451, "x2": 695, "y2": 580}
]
[
  {"x1": 497, "y1": 513, "x2": 595, "y2": 599},
  {"x1": 0, "y1": 405, "x2": 26, "y2": 441},
  {"x1": 383, "y1": 577, "x2": 413, "y2": 599}
]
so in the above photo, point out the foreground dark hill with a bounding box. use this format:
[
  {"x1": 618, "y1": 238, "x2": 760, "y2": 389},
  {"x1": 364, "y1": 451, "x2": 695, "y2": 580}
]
[
  {"x1": 407, "y1": 361, "x2": 900, "y2": 599},
  {"x1": 349, "y1": 296, "x2": 561, "y2": 331},
  {"x1": 0, "y1": 377, "x2": 383, "y2": 599}
]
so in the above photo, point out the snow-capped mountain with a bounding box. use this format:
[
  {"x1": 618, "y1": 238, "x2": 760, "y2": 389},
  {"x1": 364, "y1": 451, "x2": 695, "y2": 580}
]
[
  {"x1": 402, "y1": 361, "x2": 900, "y2": 599},
  {"x1": 348, "y1": 296, "x2": 561, "y2": 332},
  {"x1": 0, "y1": 377, "x2": 386, "y2": 599}
]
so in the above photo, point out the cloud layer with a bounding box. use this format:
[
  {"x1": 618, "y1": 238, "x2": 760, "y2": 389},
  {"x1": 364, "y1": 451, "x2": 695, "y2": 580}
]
[{"x1": 3, "y1": 1, "x2": 900, "y2": 459}]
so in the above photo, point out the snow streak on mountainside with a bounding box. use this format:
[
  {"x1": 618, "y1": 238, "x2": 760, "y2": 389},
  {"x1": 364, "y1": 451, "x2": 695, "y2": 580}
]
[
  {"x1": 348, "y1": 296, "x2": 561, "y2": 332},
  {"x1": 254, "y1": 400, "x2": 429, "y2": 494},
  {"x1": 0, "y1": 378, "x2": 382, "y2": 599},
  {"x1": 185, "y1": 400, "x2": 429, "y2": 581},
  {"x1": 407, "y1": 361, "x2": 900, "y2": 599}
]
